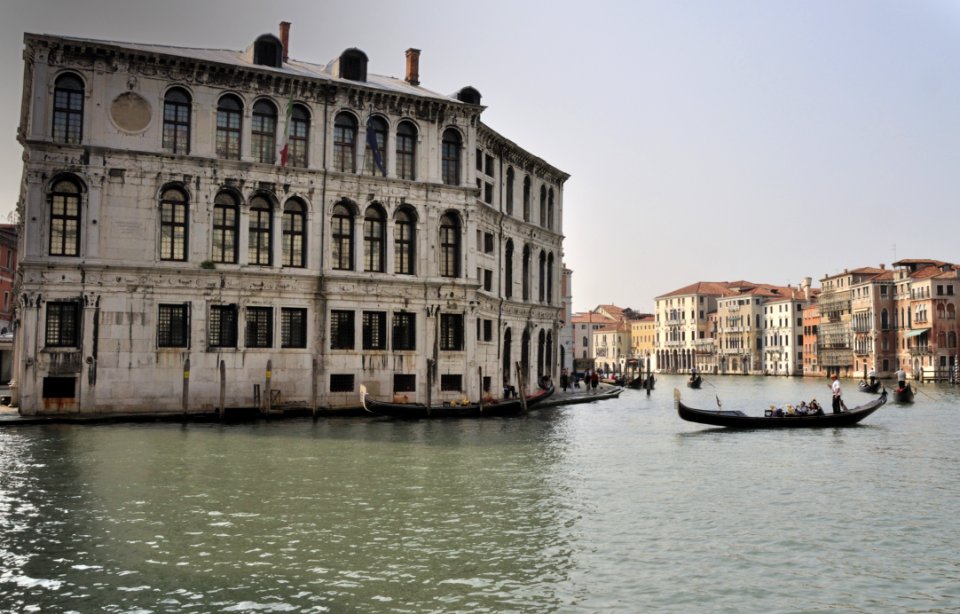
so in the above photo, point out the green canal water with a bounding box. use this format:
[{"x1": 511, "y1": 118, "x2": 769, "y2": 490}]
[{"x1": 2, "y1": 374, "x2": 959, "y2": 612}]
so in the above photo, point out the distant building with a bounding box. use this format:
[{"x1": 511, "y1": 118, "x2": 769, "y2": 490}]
[{"x1": 655, "y1": 281, "x2": 733, "y2": 372}]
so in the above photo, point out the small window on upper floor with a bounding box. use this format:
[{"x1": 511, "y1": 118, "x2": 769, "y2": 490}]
[
  {"x1": 338, "y1": 49, "x2": 368, "y2": 82},
  {"x1": 253, "y1": 35, "x2": 283, "y2": 68}
]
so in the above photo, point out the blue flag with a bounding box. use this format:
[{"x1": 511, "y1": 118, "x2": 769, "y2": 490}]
[{"x1": 366, "y1": 115, "x2": 386, "y2": 177}]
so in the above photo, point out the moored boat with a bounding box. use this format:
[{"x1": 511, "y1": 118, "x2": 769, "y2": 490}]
[
  {"x1": 675, "y1": 388, "x2": 887, "y2": 429},
  {"x1": 893, "y1": 385, "x2": 914, "y2": 403},
  {"x1": 361, "y1": 383, "x2": 554, "y2": 418},
  {"x1": 858, "y1": 380, "x2": 881, "y2": 393}
]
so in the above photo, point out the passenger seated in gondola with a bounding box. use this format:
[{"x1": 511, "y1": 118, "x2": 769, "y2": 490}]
[
  {"x1": 796, "y1": 401, "x2": 809, "y2": 415},
  {"x1": 808, "y1": 399, "x2": 824, "y2": 415}
]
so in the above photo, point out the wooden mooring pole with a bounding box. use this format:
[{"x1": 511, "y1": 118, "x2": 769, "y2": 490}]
[
  {"x1": 182, "y1": 358, "x2": 190, "y2": 420},
  {"x1": 218, "y1": 360, "x2": 226, "y2": 421}
]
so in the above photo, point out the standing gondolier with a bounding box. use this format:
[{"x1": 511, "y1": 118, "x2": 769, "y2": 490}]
[
  {"x1": 895, "y1": 367, "x2": 906, "y2": 390},
  {"x1": 830, "y1": 374, "x2": 843, "y2": 414}
]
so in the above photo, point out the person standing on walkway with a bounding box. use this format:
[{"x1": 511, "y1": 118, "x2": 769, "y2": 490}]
[
  {"x1": 830, "y1": 374, "x2": 843, "y2": 414},
  {"x1": 560, "y1": 368, "x2": 569, "y2": 393},
  {"x1": 591, "y1": 370, "x2": 599, "y2": 392}
]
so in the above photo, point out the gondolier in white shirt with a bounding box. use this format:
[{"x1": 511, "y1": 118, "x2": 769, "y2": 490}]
[
  {"x1": 895, "y1": 368, "x2": 906, "y2": 389},
  {"x1": 830, "y1": 374, "x2": 843, "y2": 414}
]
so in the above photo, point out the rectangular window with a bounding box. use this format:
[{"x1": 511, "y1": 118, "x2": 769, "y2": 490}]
[
  {"x1": 441, "y1": 374, "x2": 463, "y2": 391},
  {"x1": 440, "y1": 313, "x2": 464, "y2": 351},
  {"x1": 362, "y1": 311, "x2": 387, "y2": 350},
  {"x1": 329, "y1": 373, "x2": 355, "y2": 392},
  {"x1": 484, "y1": 182, "x2": 493, "y2": 204},
  {"x1": 476, "y1": 149, "x2": 483, "y2": 171},
  {"x1": 330, "y1": 310, "x2": 355, "y2": 350},
  {"x1": 393, "y1": 374, "x2": 416, "y2": 393},
  {"x1": 245, "y1": 306, "x2": 273, "y2": 348},
  {"x1": 483, "y1": 269, "x2": 493, "y2": 292},
  {"x1": 281, "y1": 308, "x2": 307, "y2": 348},
  {"x1": 42, "y1": 376, "x2": 76, "y2": 398},
  {"x1": 392, "y1": 312, "x2": 416, "y2": 351},
  {"x1": 485, "y1": 154, "x2": 494, "y2": 176},
  {"x1": 484, "y1": 232, "x2": 494, "y2": 253},
  {"x1": 45, "y1": 301, "x2": 80, "y2": 347},
  {"x1": 483, "y1": 319, "x2": 493, "y2": 342},
  {"x1": 209, "y1": 304, "x2": 238, "y2": 348},
  {"x1": 157, "y1": 304, "x2": 189, "y2": 348}
]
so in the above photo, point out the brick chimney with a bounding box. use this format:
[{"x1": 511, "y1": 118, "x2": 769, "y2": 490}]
[
  {"x1": 279, "y1": 21, "x2": 291, "y2": 62},
  {"x1": 405, "y1": 48, "x2": 420, "y2": 86}
]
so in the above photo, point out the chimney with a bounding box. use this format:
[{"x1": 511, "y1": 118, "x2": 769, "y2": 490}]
[
  {"x1": 279, "y1": 21, "x2": 291, "y2": 62},
  {"x1": 405, "y1": 48, "x2": 421, "y2": 86},
  {"x1": 880, "y1": 263, "x2": 886, "y2": 270}
]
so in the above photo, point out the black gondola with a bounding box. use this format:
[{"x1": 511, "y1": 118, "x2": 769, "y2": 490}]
[
  {"x1": 893, "y1": 385, "x2": 914, "y2": 403},
  {"x1": 687, "y1": 375, "x2": 702, "y2": 389},
  {"x1": 675, "y1": 388, "x2": 887, "y2": 429},
  {"x1": 858, "y1": 380, "x2": 881, "y2": 393},
  {"x1": 361, "y1": 383, "x2": 554, "y2": 419}
]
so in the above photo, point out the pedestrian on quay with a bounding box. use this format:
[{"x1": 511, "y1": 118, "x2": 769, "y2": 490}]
[
  {"x1": 591, "y1": 370, "x2": 600, "y2": 392},
  {"x1": 561, "y1": 368, "x2": 569, "y2": 393}
]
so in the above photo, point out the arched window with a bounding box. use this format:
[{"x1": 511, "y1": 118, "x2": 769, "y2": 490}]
[
  {"x1": 441, "y1": 129, "x2": 461, "y2": 186},
  {"x1": 523, "y1": 176, "x2": 531, "y2": 222},
  {"x1": 521, "y1": 329, "x2": 531, "y2": 377},
  {"x1": 159, "y1": 186, "x2": 188, "y2": 261},
  {"x1": 503, "y1": 328, "x2": 512, "y2": 387},
  {"x1": 216, "y1": 94, "x2": 243, "y2": 159},
  {"x1": 880, "y1": 308, "x2": 889, "y2": 330},
  {"x1": 364, "y1": 116, "x2": 387, "y2": 176},
  {"x1": 396, "y1": 121, "x2": 417, "y2": 180},
  {"x1": 547, "y1": 252, "x2": 554, "y2": 305},
  {"x1": 252, "y1": 100, "x2": 277, "y2": 164},
  {"x1": 394, "y1": 207, "x2": 416, "y2": 275},
  {"x1": 212, "y1": 191, "x2": 239, "y2": 264},
  {"x1": 282, "y1": 199, "x2": 305, "y2": 268},
  {"x1": 537, "y1": 329, "x2": 546, "y2": 378},
  {"x1": 949, "y1": 331, "x2": 957, "y2": 348},
  {"x1": 162, "y1": 87, "x2": 191, "y2": 154},
  {"x1": 49, "y1": 177, "x2": 82, "y2": 256},
  {"x1": 333, "y1": 112, "x2": 357, "y2": 172},
  {"x1": 538, "y1": 251, "x2": 546, "y2": 303},
  {"x1": 938, "y1": 332, "x2": 946, "y2": 348},
  {"x1": 548, "y1": 188, "x2": 555, "y2": 230},
  {"x1": 363, "y1": 205, "x2": 385, "y2": 272},
  {"x1": 504, "y1": 239, "x2": 514, "y2": 298},
  {"x1": 505, "y1": 167, "x2": 514, "y2": 215},
  {"x1": 331, "y1": 203, "x2": 354, "y2": 270},
  {"x1": 288, "y1": 104, "x2": 310, "y2": 167},
  {"x1": 248, "y1": 195, "x2": 273, "y2": 265},
  {"x1": 949, "y1": 304, "x2": 957, "y2": 320},
  {"x1": 53, "y1": 73, "x2": 84, "y2": 144},
  {"x1": 539, "y1": 185, "x2": 547, "y2": 227},
  {"x1": 522, "y1": 245, "x2": 531, "y2": 301},
  {"x1": 439, "y1": 212, "x2": 460, "y2": 277},
  {"x1": 937, "y1": 304, "x2": 946, "y2": 320}
]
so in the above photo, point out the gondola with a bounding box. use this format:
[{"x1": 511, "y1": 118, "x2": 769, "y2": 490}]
[
  {"x1": 675, "y1": 388, "x2": 887, "y2": 429},
  {"x1": 687, "y1": 375, "x2": 702, "y2": 389},
  {"x1": 361, "y1": 383, "x2": 554, "y2": 419},
  {"x1": 893, "y1": 385, "x2": 914, "y2": 403},
  {"x1": 858, "y1": 380, "x2": 881, "y2": 393}
]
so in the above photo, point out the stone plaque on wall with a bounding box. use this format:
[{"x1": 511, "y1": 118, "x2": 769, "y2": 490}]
[{"x1": 110, "y1": 92, "x2": 152, "y2": 132}]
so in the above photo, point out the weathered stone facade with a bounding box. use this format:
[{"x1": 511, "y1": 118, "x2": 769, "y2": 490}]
[{"x1": 13, "y1": 30, "x2": 567, "y2": 414}]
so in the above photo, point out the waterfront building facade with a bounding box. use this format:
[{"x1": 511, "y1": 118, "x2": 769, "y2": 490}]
[
  {"x1": 592, "y1": 320, "x2": 629, "y2": 374},
  {"x1": 654, "y1": 282, "x2": 731, "y2": 372},
  {"x1": 802, "y1": 304, "x2": 821, "y2": 377},
  {"x1": 570, "y1": 310, "x2": 616, "y2": 366},
  {"x1": 13, "y1": 28, "x2": 567, "y2": 414},
  {"x1": 629, "y1": 314, "x2": 656, "y2": 371},
  {"x1": 891, "y1": 259, "x2": 959, "y2": 381},
  {"x1": 559, "y1": 267, "x2": 573, "y2": 373},
  {"x1": 849, "y1": 268, "x2": 895, "y2": 378},
  {"x1": 817, "y1": 267, "x2": 885, "y2": 377},
  {"x1": 762, "y1": 280, "x2": 815, "y2": 376}
]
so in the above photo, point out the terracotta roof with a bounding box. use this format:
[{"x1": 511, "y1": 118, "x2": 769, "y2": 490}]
[
  {"x1": 657, "y1": 281, "x2": 740, "y2": 299},
  {"x1": 571, "y1": 312, "x2": 616, "y2": 324}
]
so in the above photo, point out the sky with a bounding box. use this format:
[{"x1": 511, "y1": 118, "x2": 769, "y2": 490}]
[{"x1": 2, "y1": 0, "x2": 958, "y2": 313}]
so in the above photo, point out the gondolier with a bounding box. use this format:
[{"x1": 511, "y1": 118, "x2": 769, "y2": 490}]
[{"x1": 831, "y1": 374, "x2": 843, "y2": 414}]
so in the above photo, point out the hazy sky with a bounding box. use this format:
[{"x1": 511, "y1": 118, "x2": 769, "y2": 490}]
[{"x1": 2, "y1": 0, "x2": 958, "y2": 312}]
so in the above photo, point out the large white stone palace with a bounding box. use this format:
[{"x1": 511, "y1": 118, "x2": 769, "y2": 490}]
[{"x1": 13, "y1": 24, "x2": 567, "y2": 414}]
